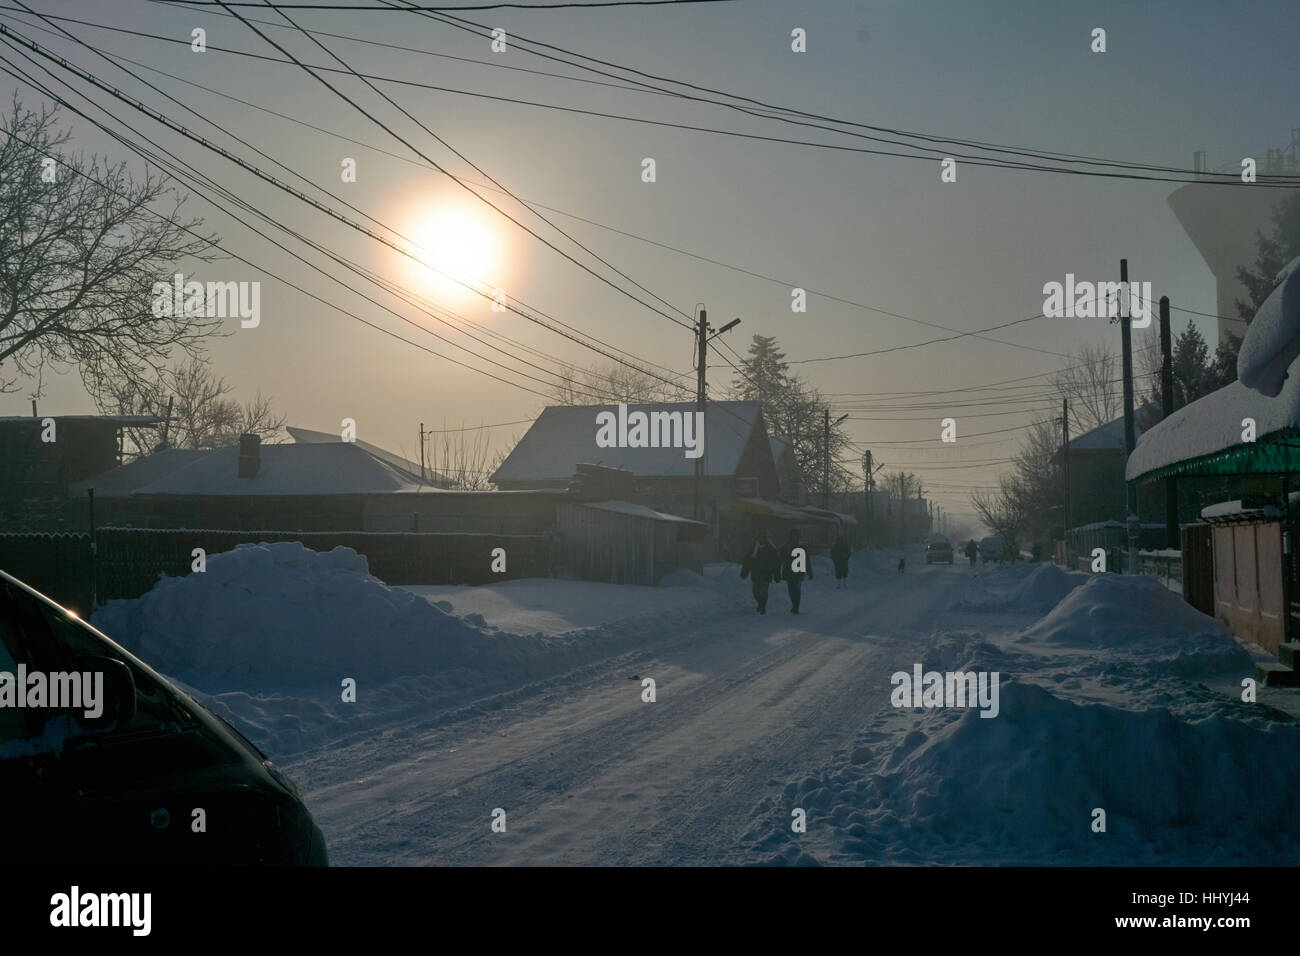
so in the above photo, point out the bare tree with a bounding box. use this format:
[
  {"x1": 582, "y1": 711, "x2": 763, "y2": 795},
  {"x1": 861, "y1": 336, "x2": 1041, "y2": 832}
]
[
  {"x1": 548, "y1": 361, "x2": 683, "y2": 405},
  {"x1": 1052, "y1": 343, "x2": 1120, "y2": 435},
  {"x1": 0, "y1": 98, "x2": 218, "y2": 399},
  {"x1": 427, "y1": 425, "x2": 517, "y2": 490},
  {"x1": 107, "y1": 357, "x2": 285, "y2": 456}
]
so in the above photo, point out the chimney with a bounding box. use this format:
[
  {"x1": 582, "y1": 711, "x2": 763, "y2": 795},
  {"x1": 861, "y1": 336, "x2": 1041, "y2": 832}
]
[{"x1": 237, "y1": 433, "x2": 261, "y2": 478}]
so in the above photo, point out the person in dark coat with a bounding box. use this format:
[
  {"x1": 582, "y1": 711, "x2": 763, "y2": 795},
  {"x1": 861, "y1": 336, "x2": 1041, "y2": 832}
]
[
  {"x1": 898, "y1": 556, "x2": 905, "y2": 572},
  {"x1": 965, "y1": 539, "x2": 978, "y2": 568},
  {"x1": 740, "y1": 531, "x2": 780, "y2": 614},
  {"x1": 778, "y1": 528, "x2": 811, "y2": 614},
  {"x1": 830, "y1": 534, "x2": 851, "y2": 589}
]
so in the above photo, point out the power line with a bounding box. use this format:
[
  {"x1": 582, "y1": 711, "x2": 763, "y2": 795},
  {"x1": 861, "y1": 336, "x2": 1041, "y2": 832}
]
[
  {"x1": 158, "y1": 0, "x2": 732, "y2": 8},
  {"x1": 206, "y1": 0, "x2": 696, "y2": 334},
  {"x1": 789, "y1": 314, "x2": 1050, "y2": 365},
  {"x1": 0, "y1": 41, "x2": 658, "y2": 407},
  {"x1": 401, "y1": 2, "x2": 1300, "y2": 187},
  {"x1": 0, "y1": 20, "x2": 692, "y2": 396}
]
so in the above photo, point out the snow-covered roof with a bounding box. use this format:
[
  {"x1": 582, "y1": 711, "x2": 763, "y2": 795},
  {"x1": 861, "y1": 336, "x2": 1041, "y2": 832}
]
[
  {"x1": 69, "y1": 448, "x2": 209, "y2": 498},
  {"x1": 1069, "y1": 406, "x2": 1154, "y2": 451},
  {"x1": 287, "y1": 425, "x2": 448, "y2": 484},
  {"x1": 577, "y1": 500, "x2": 706, "y2": 525},
  {"x1": 492, "y1": 401, "x2": 766, "y2": 482},
  {"x1": 1129, "y1": 254, "x2": 1300, "y2": 481},
  {"x1": 99, "y1": 442, "x2": 428, "y2": 496},
  {"x1": 1126, "y1": 375, "x2": 1300, "y2": 480},
  {"x1": 1236, "y1": 254, "x2": 1300, "y2": 397}
]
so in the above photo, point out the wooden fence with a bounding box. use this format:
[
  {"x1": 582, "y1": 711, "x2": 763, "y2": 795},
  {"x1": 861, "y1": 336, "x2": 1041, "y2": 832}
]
[{"x1": 0, "y1": 528, "x2": 552, "y2": 612}]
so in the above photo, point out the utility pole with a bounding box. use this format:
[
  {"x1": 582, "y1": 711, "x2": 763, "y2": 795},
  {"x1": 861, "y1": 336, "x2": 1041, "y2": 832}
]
[
  {"x1": 419, "y1": 422, "x2": 426, "y2": 484},
  {"x1": 1159, "y1": 295, "x2": 1177, "y2": 549},
  {"x1": 1062, "y1": 397, "x2": 1070, "y2": 567},
  {"x1": 693, "y1": 308, "x2": 741, "y2": 521},
  {"x1": 863, "y1": 450, "x2": 873, "y2": 546},
  {"x1": 823, "y1": 408, "x2": 830, "y2": 509},
  {"x1": 695, "y1": 307, "x2": 708, "y2": 521},
  {"x1": 1119, "y1": 258, "x2": 1139, "y2": 573}
]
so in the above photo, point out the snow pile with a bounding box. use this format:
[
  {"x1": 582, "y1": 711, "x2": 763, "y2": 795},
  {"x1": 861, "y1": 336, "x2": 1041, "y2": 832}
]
[
  {"x1": 831, "y1": 682, "x2": 1300, "y2": 865},
  {"x1": 657, "y1": 567, "x2": 711, "y2": 588},
  {"x1": 91, "y1": 541, "x2": 527, "y2": 688},
  {"x1": 1025, "y1": 573, "x2": 1226, "y2": 646},
  {"x1": 954, "y1": 562, "x2": 1086, "y2": 614},
  {"x1": 91, "y1": 543, "x2": 745, "y2": 757}
]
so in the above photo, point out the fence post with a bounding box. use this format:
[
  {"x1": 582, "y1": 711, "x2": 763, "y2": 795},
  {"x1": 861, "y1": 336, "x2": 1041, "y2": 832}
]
[{"x1": 88, "y1": 488, "x2": 97, "y2": 608}]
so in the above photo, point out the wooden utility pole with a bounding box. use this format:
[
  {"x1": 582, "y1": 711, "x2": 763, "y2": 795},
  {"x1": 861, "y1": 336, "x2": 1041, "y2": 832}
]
[
  {"x1": 419, "y1": 422, "x2": 426, "y2": 483},
  {"x1": 695, "y1": 307, "x2": 708, "y2": 521},
  {"x1": 1062, "y1": 397, "x2": 1070, "y2": 566},
  {"x1": 1159, "y1": 295, "x2": 1177, "y2": 548},
  {"x1": 1119, "y1": 258, "x2": 1139, "y2": 572},
  {"x1": 863, "y1": 450, "x2": 873, "y2": 546}
]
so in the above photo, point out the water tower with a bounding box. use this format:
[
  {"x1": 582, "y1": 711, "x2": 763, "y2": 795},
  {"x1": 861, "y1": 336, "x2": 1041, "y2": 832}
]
[{"x1": 1167, "y1": 130, "x2": 1300, "y2": 344}]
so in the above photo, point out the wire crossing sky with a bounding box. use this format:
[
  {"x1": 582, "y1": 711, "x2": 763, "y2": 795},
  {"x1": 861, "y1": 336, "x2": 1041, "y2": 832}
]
[{"x1": 0, "y1": 0, "x2": 1294, "y2": 519}]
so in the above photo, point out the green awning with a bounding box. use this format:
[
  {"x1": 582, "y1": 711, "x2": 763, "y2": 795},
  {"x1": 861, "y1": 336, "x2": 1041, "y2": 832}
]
[{"x1": 1133, "y1": 429, "x2": 1300, "y2": 481}]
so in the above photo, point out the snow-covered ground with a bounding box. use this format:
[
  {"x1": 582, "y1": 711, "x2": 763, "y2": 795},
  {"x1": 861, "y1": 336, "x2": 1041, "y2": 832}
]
[{"x1": 89, "y1": 543, "x2": 1299, "y2": 866}]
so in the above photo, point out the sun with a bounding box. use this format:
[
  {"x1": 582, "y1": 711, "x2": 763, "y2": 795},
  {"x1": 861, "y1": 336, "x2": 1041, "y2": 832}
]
[{"x1": 402, "y1": 199, "x2": 503, "y2": 307}]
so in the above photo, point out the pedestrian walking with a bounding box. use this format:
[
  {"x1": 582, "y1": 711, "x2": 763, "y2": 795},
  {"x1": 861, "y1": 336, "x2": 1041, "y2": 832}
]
[
  {"x1": 830, "y1": 534, "x2": 851, "y2": 589},
  {"x1": 778, "y1": 528, "x2": 812, "y2": 614},
  {"x1": 740, "y1": 531, "x2": 780, "y2": 614}
]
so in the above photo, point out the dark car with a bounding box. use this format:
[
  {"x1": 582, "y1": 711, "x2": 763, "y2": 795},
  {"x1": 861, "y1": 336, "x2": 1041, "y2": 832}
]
[
  {"x1": 925, "y1": 540, "x2": 954, "y2": 564},
  {"x1": 0, "y1": 570, "x2": 327, "y2": 866}
]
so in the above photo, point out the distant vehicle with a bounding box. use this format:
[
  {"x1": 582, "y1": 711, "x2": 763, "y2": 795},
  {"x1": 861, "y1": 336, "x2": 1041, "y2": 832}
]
[
  {"x1": 925, "y1": 539, "x2": 954, "y2": 564},
  {"x1": 979, "y1": 535, "x2": 1007, "y2": 563},
  {"x1": 0, "y1": 570, "x2": 328, "y2": 866}
]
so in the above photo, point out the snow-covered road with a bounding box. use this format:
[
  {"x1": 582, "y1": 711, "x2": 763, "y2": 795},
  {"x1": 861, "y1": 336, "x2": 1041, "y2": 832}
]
[
  {"x1": 94, "y1": 542, "x2": 1300, "y2": 866},
  {"x1": 287, "y1": 563, "x2": 959, "y2": 865}
]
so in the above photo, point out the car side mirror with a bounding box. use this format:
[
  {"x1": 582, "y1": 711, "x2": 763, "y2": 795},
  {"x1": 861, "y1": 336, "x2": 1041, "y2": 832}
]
[{"x1": 69, "y1": 656, "x2": 136, "y2": 734}]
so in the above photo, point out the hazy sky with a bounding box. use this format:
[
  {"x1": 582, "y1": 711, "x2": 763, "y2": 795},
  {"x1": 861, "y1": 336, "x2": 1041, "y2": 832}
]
[{"x1": 1, "y1": 0, "x2": 1296, "y2": 525}]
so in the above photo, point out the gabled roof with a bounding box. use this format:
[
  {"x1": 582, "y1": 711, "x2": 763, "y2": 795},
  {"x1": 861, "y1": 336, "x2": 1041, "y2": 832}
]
[
  {"x1": 492, "y1": 401, "x2": 767, "y2": 482},
  {"x1": 1069, "y1": 404, "x2": 1156, "y2": 450}
]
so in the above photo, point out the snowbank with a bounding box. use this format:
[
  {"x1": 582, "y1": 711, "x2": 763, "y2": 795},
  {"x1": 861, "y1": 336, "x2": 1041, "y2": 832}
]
[
  {"x1": 1025, "y1": 574, "x2": 1226, "y2": 648},
  {"x1": 801, "y1": 682, "x2": 1300, "y2": 865},
  {"x1": 91, "y1": 543, "x2": 742, "y2": 758},
  {"x1": 92, "y1": 542, "x2": 524, "y2": 688},
  {"x1": 953, "y1": 562, "x2": 1087, "y2": 614}
]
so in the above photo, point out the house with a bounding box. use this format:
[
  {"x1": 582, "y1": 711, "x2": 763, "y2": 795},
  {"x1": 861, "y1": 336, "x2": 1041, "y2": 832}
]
[
  {"x1": 492, "y1": 401, "x2": 782, "y2": 555},
  {"x1": 1056, "y1": 406, "x2": 1163, "y2": 530},
  {"x1": 0, "y1": 413, "x2": 167, "y2": 529},
  {"x1": 1126, "y1": 256, "x2": 1300, "y2": 676},
  {"x1": 68, "y1": 431, "x2": 559, "y2": 533}
]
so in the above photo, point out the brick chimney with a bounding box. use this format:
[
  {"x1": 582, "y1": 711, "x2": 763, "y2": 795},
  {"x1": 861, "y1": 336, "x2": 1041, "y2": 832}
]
[{"x1": 237, "y1": 433, "x2": 261, "y2": 478}]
